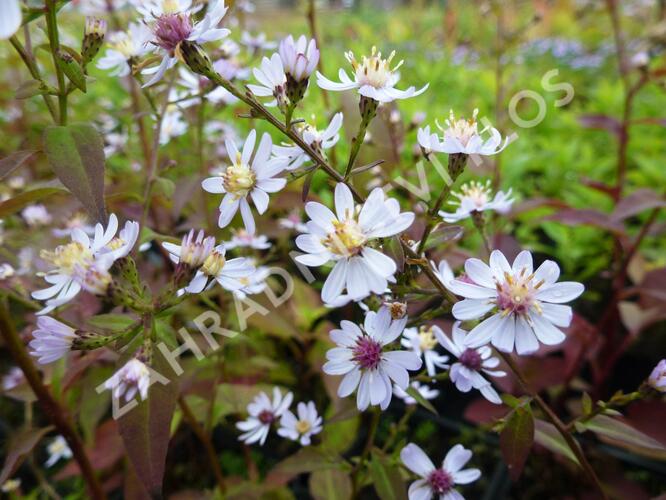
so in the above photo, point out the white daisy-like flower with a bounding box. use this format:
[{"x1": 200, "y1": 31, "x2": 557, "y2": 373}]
[
  {"x1": 237, "y1": 387, "x2": 293, "y2": 445},
  {"x1": 163, "y1": 229, "x2": 216, "y2": 268},
  {"x1": 159, "y1": 108, "x2": 188, "y2": 145},
  {"x1": 0, "y1": 263, "x2": 15, "y2": 280},
  {"x1": 450, "y1": 250, "x2": 584, "y2": 354},
  {"x1": 142, "y1": 0, "x2": 229, "y2": 87},
  {"x1": 29, "y1": 317, "x2": 77, "y2": 365},
  {"x1": 278, "y1": 35, "x2": 319, "y2": 82},
  {"x1": 225, "y1": 229, "x2": 271, "y2": 250},
  {"x1": 323, "y1": 307, "x2": 422, "y2": 411},
  {"x1": 177, "y1": 66, "x2": 237, "y2": 105},
  {"x1": 400, "y1": 442, "x2": 481, "y2": 500},
  {"x1": 45, "y1": 436, "x2": 72, "y2": 468},
  {"x1": 32, "y1": 214, "x2": 139, "y2": 315},
  {"x1": 272, "y1": 112, "x2": 343, "y2": 170},
  {"x1": 316, "y1": 46, "x2": 428, "y2": 103},
  {"x1": 202, "y1": 130, "x2": 288, "y2": 234},
  {"x1": 246, "y1": 53, "x2": 288, "y2": 108},
  {"x1": 439, "y1": 180, "x2": 513, "y2": 223},
  {"x1": 279, "y1": 211, "x2": 308, "y2": 233},
  {"x1": 2, "y1": 367, "x2": 23, "y2": 391},
  {"x1": 278, "y1": 401, "x2": 323, "y2": 446},
  {"x1": 96, "y1": 22, "x2": 152, "y2": 77},
  {"x1": 75, "y1": 0, "x2": 129, "y2": 15},
  {"x1": 52, "y1": 213, "x2": 96, "y2": 238},
  {"x1": 104, "y1": 358, "x2": 151, "y2": 402},
  {"x1": 417, "y1": 109, "x2": 510, "y2": 156},
  {"x1": 648, "y1": 360, "x2": 666, "y2": 393},
  {"x1": 393, "y1": 381, "x2": 439, "y2": 406},
  {"x1": 295, "y1": 183, "x2": 414, "y2": 304},
  {"x1": 234, "y1": 264, "x2": 270, "y2": 299},
  {"x1": 22, "y1": 204, "x2": 52, "y2": 226},
  {"x1": 434, "y1": 322, "x2": 505, "y2": 404},
  {"x1": 241, "y1": 31, "x2": 276, "y2": 53},
  {"x1": 401, "y1": 326, "x2": 450, "y2": 377},
  {"x1": 131, "y1": 0, "x2": 198, "y2": 19},
  {"x1": 0, "y1": 0, "x2": 21, "y2": 40}
]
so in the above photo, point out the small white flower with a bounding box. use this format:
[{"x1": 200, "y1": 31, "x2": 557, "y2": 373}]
[
  {"x1": 237, "y1": 387, "x2": 293, "y2": 445},
  {"x1": 272, "y1": 112, "x2": 343, "y2": 170},
  {"x1": 163, "y1": 229, "x2": 216, "y2": 267},
  {"x1": 278, "y1": 401, "x2": 323, "y2": 446},
  {"x1": 241, "y1": 31, "x2": 276, "y2": 53},
  {"x1": 97, "y1": 22, "x2": 152, "y2": 77},
  {"x1": 52, "y1": 213, "x2": 96, "y2": 238},
  {"x1": 225, "y1": 229, "x2": 271, "y2": 250},
  {"x1": 22, "y1": 204, "x2": 52, "y2": 226},
  {"x1": 400, "y1": 442, "x2": 481, "y2": 500},
  {"x1": 450, "y1": 250, "x2": 584, "y2": 354},
  {"x1": 104, "y1": 359, "x2": 151, "y2": 402},
  {"x1": 1, "y1": 479, "x2": 21, "y2": 493},
  {"x1": 439, "y1": 180, "x2": 514, "y2": 223},
  {"x1": 233, "y1": 264, "x2": 270, "y2": 299},
  {"x1": 29, "y1": 317, "x2": 77, "y2": 365},
  {"x1": 401, "y1": 326, "x2": 450, "y2": 377},
  {"x1": 142, "y1": 0, "x2": 230, "y2": 87},
  {"x1": 278, "y1": 35, "x2": 319, "y2": 82},
  {"x1": 279, "y1": 211, "x2": 308, "y2": 233},
  {"x1": 247, "y1": 53, "x2": 288, "y2": 108},
  {"x1": 418, "y1": 109, "x2": 510, "y2": 156},
  {"x1": 131, "y1": 0, "x2": 198, "y2": 19},
  {"x1": 434, "y1": 322, "x2": 505, "y2": 404},
  {"x1": 0, "y1": 0, "x2": 21, "y2": 40},
  {"x1": 2, "y1": 367, "x2": 23, "y2": 391},
  {"x1": 648, "y1": 360, "x2": 666, "y2": 392},
  {"x1": 393, "y1": 381, "x2": 439, "y2": 405},
  {"x1": 75, "y1": 0, "x2": 129, "y2": 15},
  {"x1": 295, "y1": 183, "x2": 414, "y2": 304},
  {"x1": 323, "y1": 307, "x2": 422, "y2": 411},
  {"x1": 45, "y1": 436, "x2": 72, "y2": 468},
  {"x1": 177, "y1": 66, "x2": 237, "y2": 105},
  {"x1": 0, "y1": 263, "x2": 15, "y2": 280},
  {"x1": 159, "y1": 108, "x2": 188, "y2": 145},
  {"x1": 202, "y1": 130, "x2": 288, "y2": 234},
  {"x1": 317, "y1": 46, "x2": 428, "y2": 103}
]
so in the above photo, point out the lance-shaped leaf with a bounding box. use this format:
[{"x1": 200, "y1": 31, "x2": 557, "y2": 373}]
[
  {"x1": 369, "y1": 449, "x2": 407, "y2": 500},
  {"x1": 0, "y1": 150, "x2": 38, "y2": 179},
  {"x1": 43, "y1": 123, "x2": 107, "y2": 223},
  {"x1": 309, "y1": 468, "x2": 353, "y2": 500},
  {"x1": 499, "y1": 402, "x2": 534, "y2": 481},
  {"x1": 576, "y1": 415, "x2": 666, "y2": 460},
  {"x1": 0, "y1": 187, "x2": 66, "y2": 218},
  {"x1": 534, "y1": 419, "x2": 579, "y2": 465},
  {"x1": 0, "y1": 426, "x2": 53, "y2": 483}
]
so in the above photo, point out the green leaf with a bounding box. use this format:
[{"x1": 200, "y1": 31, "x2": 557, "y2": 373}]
[
  {"x1": 117, "y1": 347, "x2": 179, "y2": 497},
  {"x1": 86, "y1": 313, "x2": 136, "y2": 332},
  {"x1": 0, "y1": 426, "x2": 53, "y2": 484},
  {"x1": 56, "y1": 49, "x2": 87, "y2": 92},
  {"x1": 369, "y1": 449, "x2": 407, "y2": 500},
  {"x1": 578, "y1": 415, "x2": 666, "y2": 460},
  {"x1": 320, "y1": 402, "x2": 360, "y2": 454},
  {"x1": 405, "y1": 386, "x2": 437, "y2": 415},
  {"x1": 0, "y1": 150, "x2": 38, "y2": 179},
  {"x1": 43, "y1": 123, "x2": 107, "y2": 223},
  {"x1": 581, "y1": 393, "x2": 593, "y2": 416},
  {"x1": 272, "y1": 447, "x2": 345, "y2": 475},
  {"x1": 0, "y1": 187, "x2": 66, "y2": 218},
  {"x1": 533, "y1": 419, "x2": 579, "y2": 465},
  {"x1": 309, "y1": 468, "x2": 352, "y2": 500},
  {"x1": 499, "y1": 403, "x2": 534, "y2": 481}
]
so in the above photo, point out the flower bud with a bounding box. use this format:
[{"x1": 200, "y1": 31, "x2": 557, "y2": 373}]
[
  {"x1": 178, "y1": 40, "x2": 214, "y2": 78},
  {"x1": 648, "y1": 359, "x2": 666, "y2": 393},
  {"x1": 82, "y1": 17, "x2": 107, "y2": 66},
  {"x1": 387, "y1": 301, "x2": 408, "y2": 319},
  {"x1": 56, "y1": 49, "x2": 87, "y2": 92}
]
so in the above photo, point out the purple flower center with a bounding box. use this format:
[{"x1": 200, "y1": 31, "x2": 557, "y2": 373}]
[
  {"x1": 428, "y1": 468, "x2": 454, "y2": 494},
  {"x1": 153, "y1": 13, "x2": 193, "y2": 54},
  {"x1": 352, "y1": 336, "x2": 383, "y2": 370},
  {"x1": 459, "y1": 348, "x2": 482, "y2": 371},
  {"x1": 258, "y1": 410, "x2": 275, "y2": 424}
]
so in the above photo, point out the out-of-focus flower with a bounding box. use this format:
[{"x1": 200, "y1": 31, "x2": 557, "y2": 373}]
[
  {"x1": 317, "y1": 47, "x2": 428, "y2": 103},
  {"x1": 295, "y1": 183, "x2": 414, "y2": 304},
  {"x1": 0, "y1": 0, "x2": 21, "y2": 40},
  {"x1": 278, "y1": 401, "x2": 323, "y2": 446},
  {"x1": 434, "y1": 322, "x2": 505, "y2": 404},
  {"x1": 159, "y1": 108, "x2": 188, "y2": 145},
  {"x1": 29, "y1": 317, "x2": 77, "y2": 365},
  {"x1": 323, "y1": 307, "x2": 422, "y2": 411},
  {"x1": 22, "y1": 204, "x2": 52, "y2": 226},
  {"x1": 2, "y1": 367, "x2": 24, "y2": 391},
  {"x1": 418, "y1": 109, "x2": 510, "y2": 156},
  {"x1": 225, "y1": 229, "x2": 271, "y2": 250},
  {"x1": 1, "y1": 478, "x2": 21, "y2": 493},
  {"x1": 279, "y1": 35, "x2": 319, "y2": 82},
  {"x1": 393, "y1": 381, "x2": 439, "y2": 405},
  {"x1": 45, "y1": 436, "x2": 73, "y2": 468},
  {"x1": 648, "y1": 360, "x2": 666, "y2": 392},
  {"x1": 131, "y1": 0, "x2": 198, "y2": 19},
  {"x1": 177, "y1": 67, "x2": 237, "y2": 105},
  {"x1": 401, "y1": 326, "x2": 450, "y2": 377},
  {"x1": 279, "y1": 211, "x2": 308, "y2": 232},
  {"x1": 202, "y1": 130, "x2": 288, "y2": 234},
  {"x1": 241, "y1": 31, "x2": 276, "y2": 53},
  {"x1": 272, "y1": 112, "x2": 343, "y2": 170},
  {"x1": 237, "y1": 387, "x2": 293, "y2": 445},
  {"x1": 630, "y1": 51, "x2": 649, "y2": 69},
  {"x1": 400, "y1": 443, "x2": 481, "y2": 500},
  {"x1": 247, "y1": 53, "x2": 288, "y2": 109},
  {"x1": 97, "y1": 22, "x2": 152, "y2": 77},
  {"x1": 439, "y1": 180, "x2": 513, "y2": 223},
  {"x1": 0, "y1": 263, "x2": 15, "y2": 280},
  {"x1": 52, "y1": 213, "x2": 96, "y2": 238},
  {"x1": 450, "y1": 250, "x2": 584, "y2": 354},
  {"x1": 104, "y1": 358, "x2": 151, "y2": 402}
]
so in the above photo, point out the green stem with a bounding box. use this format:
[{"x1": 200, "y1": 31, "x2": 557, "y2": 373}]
[
  {"x1": 344, "y1": 118, "x2": 370, "y2": 179},
  {"x1": 351, "y1": 408, "x2": 380, "y2": 496},
  {"x1": 45, "y1": 0, "x2": 67, "y2": 125}
]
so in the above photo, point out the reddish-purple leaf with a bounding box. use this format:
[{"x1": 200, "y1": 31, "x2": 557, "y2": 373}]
[
  {"x1": 0, "y1": 150, "x2": 38, "y2": 180},
  {"x1": 578, "y1": 114, "x2": 622, "y2": 137},
  {"x1": 577, "y1": 415, "x2": 666, "y2": 460},
  {"x1": 545, "y1": 208, "x2": 625, "y2": 234},
  {"x1": 309, "y1": 468, "x2": 353, "y2": 500},
  {"x1": 611, "y1": 189, "x2": 666, "y2": 221},
  {"x1": 500, "y1": 403, "x2": 534, "y2": 481},
  {"x1": 0, "y1": 426, "x2": 53, "y2": 483},
  {"x1": 0, "y1": 187, "x2": 66, "y2": 218}
]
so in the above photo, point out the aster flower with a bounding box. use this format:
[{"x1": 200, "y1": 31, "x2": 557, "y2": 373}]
[
  {"x1": 2, "y1": 367, "x2": 23, "y2": 392},
  {"x1": 202, "y1": 130, "x2": 288, "y2": 234},
  {"x1": 29, "y1": 317, "x2": 77, "y2": 365},
  {"x1": 418, "y1": 109, "x2": 510, "y2": 156},
  {"x1": 22, "y1": 204, "x2": 52, "y2": 226},
  {"x1": 52, "y1": 213, "x2": 96, "y2": 238},
  {"x1": 104, "y1": 358, "x2": 151, "y2": 402},
  {"x1": 401, "y1": 326, "x2": 450, "y2": 377},
  {"x1": 278, "y1": 401, "x2": 323, "y2": 446},
  {"x1": 225, "y1": 229, "x2": 271, "y2": 250},
  {"x1": 163, "y1": 229, "x2": 216, "y2": 268},
  {"x1": 247, "y1": 53, "x2": 288, "y2": 109},
  {"x1": 434, "y1": 322, "x2": 505, "y2": 404},
  {"x1": 159, "y1": 108, "x2": 188, "y2": 145},
  {"x1": 142, "y1": 0, "x2": 229, "y2": 87},
  {"x1": 279, "y1": 35, "x2": 319, "y2": 82},
  {"x1": 0, "y1": 0, "x2": 21, "y2": 40},
  {"x1": 131, "y1": 0, "x2": 198, "y2": 19},
  {"x1": 177, "y1": 66, "x2": 237, "y2": 105},
  {"x1": 450, "y1": 250, "x2": 584, "y2": 354},
  {"x1": 241, "y1": 31, "x2": 276, "y2": 53},
  {"x1": 316, "y1": 47, "x2": 428, "y2": 103},
  {"x1": 0, "y1": 263, "x2": 15, "y2": 280},
  {"x1": 323, "y1": 307, "x2": 422, "y2": 411},
  {"x1": 648, "y1": 360, "x2": 666, "y2": 392},
  {"x1": 233, "y1": 263, "x2": 270, "y2": 299},
  {"x1": 279, "y1": 211, "x2": 308, "y2": 233},
  {"x1": 393, "y1": 381, "x2": 440, "y2": 405},
  {"x1": 272, "y1": 112, "x2": 343, "y2": 170},
  {"x1": 400, "y1": 443, "x2": 481, "y2": 500},
  {"x1": 45, "y1": 436, "x2": 72, "y2": 468},
  {"x1": 97, "y1": 22, "x2": 153, "y2": 77},
  {"x1": 237, "y1": 387, "x2": 293, "y2": 445},
  {"x1": 295, "y1": 183, "x2": 414, "y2": 304},
  {"x1": 439, "y1": 180, "x2": 513, "y2": 223}
]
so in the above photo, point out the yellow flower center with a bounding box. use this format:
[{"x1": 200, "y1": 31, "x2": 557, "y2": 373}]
[
  {"x1": 41, "y1": 242, "x2": 93, "y2": 274},
  {"x1": 107, "y1": 237, "x2": 126, "y2": 251},
  {"x1": 109, "y1": 32, "x2": 135, "y2": 58},
  {"x1": 201, "y1": 251, "x2": 226, "y2": 277},
  {"x1": 295, "y1": 419, "x2": 312, "y2": 434},
  {"x1": 438, "y1": 109, "x2": 483, "y2": 147},
  {"x1": 323, "y1": 218, "x2": 367, "y2": 256},
  {"x1": 418, "y1": 327, "x2": 438, "y2": 351},
  {"x1": 223, "y1": 152, "x2": 256, "y2": 197},
  {"x1": 456, "y1": 181, "x2": 491, "y2": 208},
  {"x1": 346, "y1": 46, "x2": 403, "y2": 89}
]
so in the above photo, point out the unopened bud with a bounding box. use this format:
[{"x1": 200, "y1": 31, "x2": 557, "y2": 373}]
[
  {"x1": 56, "y1": 49, "x2": 87, "y2": 92},
  {"x1": 447, "y1": 152, "x2": 468, "y2": 179},
  {"x1": 82, "y1": 17, "x2": 107, "y2": 66},
  {"x1": 178, "y1": 40, "x2": 214, "y2": 77},
  {"x1": 387, "y1": 301, "x2": 408, "y2": 319},
  {"x1": 72, "y1": 330, "x2": 112, "y2": 350}
]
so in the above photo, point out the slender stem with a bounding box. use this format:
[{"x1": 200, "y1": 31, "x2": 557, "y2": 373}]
[
  {"x1": 351, "y1": 408, "x2": 380, "y2": 496},
  {"x1": 0, "y1": 297, "x2": 106, "y2": 500},
  {"x1": 472, "y1": 211, "x2": 492, "y2": 257},
  {"x1": 416, "y1": 182, "x2": 453, "y2": 255},
  {"x1": 344, "y1": 118, "x2": 371, "y2": 179},
  {"x1": 178, "y1": 396, "x2": 226, "y2": 494},
  {"x1": 45, "y1": 0, "x2": 67, "y2": 125},
  {"x1": 498, "y1": 352, "x2": 607, "y2": 499},
  {"x1": 306, "y1": 0, "x2": 330, "y2": 109}
]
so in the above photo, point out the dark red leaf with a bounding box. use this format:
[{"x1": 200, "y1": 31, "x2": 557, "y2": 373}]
[
  {"x1": 0, "y1": 150, "x2": 38, "y2": 180},
  {"x1": 578, "y1": 114, "x2": 622, "y2": 137},
  {"x1": 500, "y1": 403, "x2": 534, "y2": 481},
  {"x1": 611, "y1": 189, "x2": 666, "y2": 221}
]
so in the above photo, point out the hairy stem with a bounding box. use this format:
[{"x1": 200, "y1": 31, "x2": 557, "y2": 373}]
[{"x1": 45, "y1": 0, "x2": 67, "y2": 125}]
